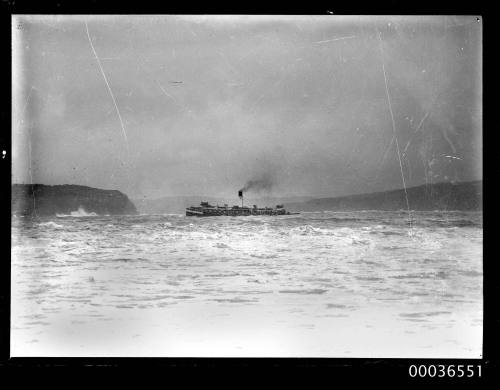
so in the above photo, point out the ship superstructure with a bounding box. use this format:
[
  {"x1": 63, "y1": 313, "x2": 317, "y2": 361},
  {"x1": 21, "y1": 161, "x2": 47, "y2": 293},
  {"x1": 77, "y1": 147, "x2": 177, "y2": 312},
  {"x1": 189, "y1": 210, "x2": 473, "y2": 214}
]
[{"x1": 185, "y1": 190, "x2": 292, "y2": 217}]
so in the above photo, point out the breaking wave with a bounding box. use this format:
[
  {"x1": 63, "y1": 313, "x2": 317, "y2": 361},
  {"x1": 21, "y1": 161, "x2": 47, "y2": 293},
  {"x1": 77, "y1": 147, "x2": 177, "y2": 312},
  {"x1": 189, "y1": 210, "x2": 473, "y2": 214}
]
[
  {"x1": 38, "y1": 221, "x2": 64, "y2": 229},
  {"x1": 57, "y1": 206, "x2": 98, "y2": 217}
]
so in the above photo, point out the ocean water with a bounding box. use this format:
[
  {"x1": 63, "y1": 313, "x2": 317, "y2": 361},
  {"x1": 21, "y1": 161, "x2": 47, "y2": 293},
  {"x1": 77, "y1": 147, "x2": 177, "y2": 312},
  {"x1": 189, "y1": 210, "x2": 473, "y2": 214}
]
[{"x1": 11, "y1": 210, "x2": 483, "y2": 357}]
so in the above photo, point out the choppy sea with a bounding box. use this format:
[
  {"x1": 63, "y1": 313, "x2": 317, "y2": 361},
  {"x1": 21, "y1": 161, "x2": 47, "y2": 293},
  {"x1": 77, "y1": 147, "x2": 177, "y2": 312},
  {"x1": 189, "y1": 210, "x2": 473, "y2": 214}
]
[{"x1": 11, "y1": 210, "x2": 483, "y2": 357}]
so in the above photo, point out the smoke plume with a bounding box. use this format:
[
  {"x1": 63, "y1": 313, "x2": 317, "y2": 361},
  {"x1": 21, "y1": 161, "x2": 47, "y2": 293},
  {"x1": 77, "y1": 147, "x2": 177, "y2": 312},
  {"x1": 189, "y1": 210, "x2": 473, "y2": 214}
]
[{"x1": 239, "y1": 174, "x2": 274, "y2": 193}]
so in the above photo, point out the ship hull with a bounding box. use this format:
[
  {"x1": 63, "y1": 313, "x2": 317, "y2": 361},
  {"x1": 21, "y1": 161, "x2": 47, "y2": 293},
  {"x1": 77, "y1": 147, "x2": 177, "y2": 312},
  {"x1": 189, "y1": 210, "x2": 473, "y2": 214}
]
[
  {"x1": 185, "y1": 207, "x2": 290, "y2": 217},
  {"x1": 185, "y1": 209, "x2": 205, "y2": 216}
]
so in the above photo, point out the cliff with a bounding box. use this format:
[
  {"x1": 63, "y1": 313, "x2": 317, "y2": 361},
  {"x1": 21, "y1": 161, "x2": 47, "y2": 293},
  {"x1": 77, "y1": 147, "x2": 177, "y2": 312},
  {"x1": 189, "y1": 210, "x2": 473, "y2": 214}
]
[
  {"x1": 12, "y1": 184, "x2": 138, "y2": 216},
  {"x1": 285, "y1": 181, "x2": 482, "y2": 212}
]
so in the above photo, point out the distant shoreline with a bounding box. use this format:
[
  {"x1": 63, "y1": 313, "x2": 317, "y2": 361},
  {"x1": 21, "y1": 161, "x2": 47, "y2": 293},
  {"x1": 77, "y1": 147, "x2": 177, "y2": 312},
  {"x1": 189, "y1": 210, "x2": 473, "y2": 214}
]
[
  {"x1": 11, "y1": 184, "x2": 138, "y2": 216},
  {"x1": 285, "y1": 180, "x2": 482, "y2": 212},
  {"x1": 11, "y1": 180, "x2": 482, "y2": 216},
  {"x1": 131, "y1": 180, "x2": 482, "y2": 214}
]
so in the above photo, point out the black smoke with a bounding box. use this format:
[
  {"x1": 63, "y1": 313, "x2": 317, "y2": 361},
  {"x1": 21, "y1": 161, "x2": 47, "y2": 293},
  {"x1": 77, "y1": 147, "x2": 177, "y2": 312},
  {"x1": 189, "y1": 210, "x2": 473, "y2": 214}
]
[{"x1": 239, "y1": 174, "x2": 274, "y2": 193}]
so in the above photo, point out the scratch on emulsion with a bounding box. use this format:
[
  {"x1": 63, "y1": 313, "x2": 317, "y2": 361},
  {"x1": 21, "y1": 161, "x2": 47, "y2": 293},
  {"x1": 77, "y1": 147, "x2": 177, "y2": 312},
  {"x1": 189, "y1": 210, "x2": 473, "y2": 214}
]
[
  {"x1": 443, "y1": 155, "x2": 462, "y2": 160},
  {"x1": 314, "y1": 35, "x2": 356, "y2": 44},
  {"x1": 85, "y1": 21, "x2": 129, "y2": 152},
  {"x1": 19, "y1": 86, "x2": 38, "y2": 215},
  {"x1": 377, "y1": 29, "x2": 413, "y2": 230},
  {"x1": 26, "y1": 103, "x2": 34, "y2": 186},
  {"x1": 374, "y1": 135, "x2": 395, "y2": 181},
  {"x1": 402, "y1": 111, "x2": 430, "y2": 157},
  {"x1": 157, "y1": 81, "x2": 195, "y2": 119},
  {"x1": 157, "y1": 83, "x2": 177, "y2": 103}
]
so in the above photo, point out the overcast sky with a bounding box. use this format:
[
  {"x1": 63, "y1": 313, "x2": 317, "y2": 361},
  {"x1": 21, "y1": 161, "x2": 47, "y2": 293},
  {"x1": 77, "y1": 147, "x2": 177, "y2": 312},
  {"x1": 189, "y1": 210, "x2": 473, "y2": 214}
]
[{"x1": 12, "y1": 15, "x2": 482, "y2": 199}]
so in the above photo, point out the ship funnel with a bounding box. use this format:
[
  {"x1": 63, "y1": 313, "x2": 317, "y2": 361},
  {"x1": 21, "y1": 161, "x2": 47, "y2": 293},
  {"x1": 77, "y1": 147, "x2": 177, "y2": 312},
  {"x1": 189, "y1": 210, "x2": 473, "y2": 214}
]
[{"x1": 238, "y1": 190, "x2": 243, "y2": 207}]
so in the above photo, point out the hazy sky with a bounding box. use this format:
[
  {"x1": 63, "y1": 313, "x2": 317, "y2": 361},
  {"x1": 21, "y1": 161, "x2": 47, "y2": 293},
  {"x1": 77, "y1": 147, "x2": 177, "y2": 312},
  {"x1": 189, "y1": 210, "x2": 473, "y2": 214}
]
[{"x1": 12, "y1": 15, "x2": 482, "y2": 199}]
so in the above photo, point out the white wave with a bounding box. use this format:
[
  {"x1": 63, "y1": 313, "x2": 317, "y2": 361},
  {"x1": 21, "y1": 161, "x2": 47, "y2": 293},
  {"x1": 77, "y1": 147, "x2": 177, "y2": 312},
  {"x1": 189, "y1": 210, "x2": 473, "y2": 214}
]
[
  {"x1": 290, "y1": 225, "x2": 335, "y2": 236},
  {"x1": 38, "y1": 221, "x2": 64, "y2": 229},
  {"x1": 56, "y1": 206, "x2": 98, "y2": 217}
]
